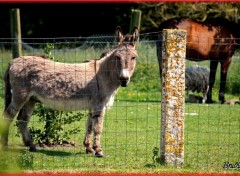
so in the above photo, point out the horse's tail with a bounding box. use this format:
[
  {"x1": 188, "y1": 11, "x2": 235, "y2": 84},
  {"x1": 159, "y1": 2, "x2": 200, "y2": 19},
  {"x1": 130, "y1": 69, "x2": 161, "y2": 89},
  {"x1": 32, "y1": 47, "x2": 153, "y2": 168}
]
[{"x1": 4, "y1": 64, "x2": 11, "y2": 111}]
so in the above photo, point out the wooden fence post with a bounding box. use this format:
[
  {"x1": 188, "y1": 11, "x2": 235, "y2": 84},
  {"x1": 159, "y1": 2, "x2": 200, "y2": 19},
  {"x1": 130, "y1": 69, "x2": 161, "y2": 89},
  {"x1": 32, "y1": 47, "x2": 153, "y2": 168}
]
[
  {"x1": 160, "y1": 29, "x2": 187, "y2": 166},
  {"x1": 10, "y1": 8, "x2": 22, "y2": 59},
  {"x1": 129, "y1": 9, "x2": 142, "y2": 32}
]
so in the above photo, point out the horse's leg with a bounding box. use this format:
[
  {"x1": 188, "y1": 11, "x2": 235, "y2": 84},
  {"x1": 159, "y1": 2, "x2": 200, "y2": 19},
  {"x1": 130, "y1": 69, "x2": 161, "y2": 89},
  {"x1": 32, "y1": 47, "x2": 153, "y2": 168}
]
[
  {"x1": 16, "y1": 100, "x2": 36, "y2": 152},
  {"x1": 92, "y1": 110, "x2": 105, "y2": 157},
  {"x1": 219, "y1": 59, "x2": 231, "y2": 104},
  {"x1": 206, "y1": 60, "x2": 218, "y2": 103},
  {"x1": 83, "y1": 112, "x2": 95, "y2": 154},
  {"x1": 2, "y1": 96, "x2": 28, "y2": 149}
]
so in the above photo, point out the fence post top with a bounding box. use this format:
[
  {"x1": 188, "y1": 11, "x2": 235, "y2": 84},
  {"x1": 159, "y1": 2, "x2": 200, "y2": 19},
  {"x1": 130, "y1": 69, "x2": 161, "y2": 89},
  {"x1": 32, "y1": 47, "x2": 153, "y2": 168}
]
[{"x1": 163, "y1": 29, "x2": 187, "y2": 33}]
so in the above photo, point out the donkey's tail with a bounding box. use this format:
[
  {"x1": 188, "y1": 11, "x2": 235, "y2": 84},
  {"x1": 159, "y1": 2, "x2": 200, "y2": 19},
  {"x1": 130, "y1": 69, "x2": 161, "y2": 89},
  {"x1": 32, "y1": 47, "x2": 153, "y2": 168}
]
[{"x1": 4, "y1": 65, "x2": 11, "y2": 111}]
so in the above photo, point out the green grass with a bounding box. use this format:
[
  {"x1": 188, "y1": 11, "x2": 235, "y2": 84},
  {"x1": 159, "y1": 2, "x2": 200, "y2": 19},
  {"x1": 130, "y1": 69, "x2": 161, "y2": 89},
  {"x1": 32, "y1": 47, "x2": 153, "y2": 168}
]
[
  {"x1": 1, "y1": 101, "x2": 240, "y2": 173},
  {"x1": 0, "y1": 42, "x2": 240, "y2": 173}
]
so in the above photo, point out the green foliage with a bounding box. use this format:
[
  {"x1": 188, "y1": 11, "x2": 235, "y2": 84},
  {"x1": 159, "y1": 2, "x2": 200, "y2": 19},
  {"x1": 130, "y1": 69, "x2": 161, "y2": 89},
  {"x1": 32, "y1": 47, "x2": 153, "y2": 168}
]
[
  {"x1": 44, "y1": 43, "x2": 54, "y2": 60},
  {"x1": 30, "y1": 103, "x2": 83, "y2": 145},
  {"x1": 17, "y1": 150, "x2": 34, "y2": 169},
  {"x1": 131, "y1": 62, "x2": 160, "y2": 92},
  {"x1": 139, "y1": 3, "x2": 240, "y2": 32},
  {"x1": 152, "y1": 147, "x2": 163, "y2": 165},
  {"x1": 29, "y1": 43, "x2": 85, "y2": 146}
]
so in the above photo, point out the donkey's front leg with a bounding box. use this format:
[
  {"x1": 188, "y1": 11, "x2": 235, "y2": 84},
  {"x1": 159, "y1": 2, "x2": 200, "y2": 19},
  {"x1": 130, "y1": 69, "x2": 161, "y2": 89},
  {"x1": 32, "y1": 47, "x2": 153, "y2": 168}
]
[
  {"x1": 83, "y1": 113, "x2": 95, "y2": 155},
  {"x1": 92, "y1": 111, "x2": 104, "y2": 157}
]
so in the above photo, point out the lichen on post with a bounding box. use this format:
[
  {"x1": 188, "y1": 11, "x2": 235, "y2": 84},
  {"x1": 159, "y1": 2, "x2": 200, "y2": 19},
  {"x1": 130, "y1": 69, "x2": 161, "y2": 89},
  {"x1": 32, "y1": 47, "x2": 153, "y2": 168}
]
[{"x1": 160, "y1": 29, "x2": 187, "y2": 166}]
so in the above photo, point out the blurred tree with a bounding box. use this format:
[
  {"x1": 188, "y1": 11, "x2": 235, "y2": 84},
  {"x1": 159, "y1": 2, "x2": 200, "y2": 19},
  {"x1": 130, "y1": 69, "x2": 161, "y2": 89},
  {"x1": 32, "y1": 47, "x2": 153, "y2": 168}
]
[
  {"x1": 138, "y1": 3, "x2": 240, "y2": 33},
  {"x1": 0, "y1": 3, "x2": 138, "y2": 38},
  {"x1": 1, "y1": 3, "x2": 240, "y2": 38}
]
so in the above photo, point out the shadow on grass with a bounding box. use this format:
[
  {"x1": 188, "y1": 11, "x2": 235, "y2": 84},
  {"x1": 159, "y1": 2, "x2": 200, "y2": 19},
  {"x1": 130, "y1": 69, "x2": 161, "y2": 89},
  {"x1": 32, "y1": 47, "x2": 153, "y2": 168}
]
[
  {"x1": 37, "y1": 148, "x2": 89, "y2": 157},
  {"x1": 38, "y1": 149, "x2": 73, "y2": 157}
]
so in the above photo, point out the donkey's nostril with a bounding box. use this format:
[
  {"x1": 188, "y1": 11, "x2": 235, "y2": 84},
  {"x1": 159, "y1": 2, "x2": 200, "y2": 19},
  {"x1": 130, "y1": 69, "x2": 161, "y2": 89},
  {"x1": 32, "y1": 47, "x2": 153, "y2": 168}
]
[{"x1": 119, "y1": 78, "x2": 129, "y2": 87}]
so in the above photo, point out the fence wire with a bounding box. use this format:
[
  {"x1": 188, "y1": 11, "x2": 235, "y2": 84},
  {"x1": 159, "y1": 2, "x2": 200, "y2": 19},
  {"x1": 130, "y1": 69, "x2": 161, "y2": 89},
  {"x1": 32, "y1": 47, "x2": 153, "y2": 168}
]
[{"x1": 0, "y1": 33, "x2": 239, "y2": 173}]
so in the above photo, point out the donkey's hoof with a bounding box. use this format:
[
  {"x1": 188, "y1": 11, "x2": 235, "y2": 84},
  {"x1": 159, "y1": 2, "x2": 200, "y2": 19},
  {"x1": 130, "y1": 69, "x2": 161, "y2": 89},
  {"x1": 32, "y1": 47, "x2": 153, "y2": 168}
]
[
  {"x1": 95, "y1": 151, "x2": 104, "y2": 157},
  {"x1": 86, "y1": 148, "x2": 95, "y2": 155},
  {"x1": 29, "y1": 146, "x2": 38, "y2": 152}
]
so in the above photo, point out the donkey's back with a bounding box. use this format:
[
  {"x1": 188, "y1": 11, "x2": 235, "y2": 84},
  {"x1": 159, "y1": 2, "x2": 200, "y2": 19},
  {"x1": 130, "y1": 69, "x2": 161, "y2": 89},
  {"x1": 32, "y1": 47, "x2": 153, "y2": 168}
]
[{"x1": 8, "y1": 56, "x2": 98, "y2": 111}]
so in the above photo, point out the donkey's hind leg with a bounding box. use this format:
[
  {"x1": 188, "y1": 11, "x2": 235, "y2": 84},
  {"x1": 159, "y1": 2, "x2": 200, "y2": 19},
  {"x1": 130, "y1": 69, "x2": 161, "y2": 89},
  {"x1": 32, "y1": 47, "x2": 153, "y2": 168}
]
[
  {"x1": 2, "y1": 98, "x2": 26, "y2": 149},
  {"x1": 16, "y1": 100, "x2": 36, "y2": 152},
  {"x1": 2, "y1": 107, "x2": 18, "y2": 149}
]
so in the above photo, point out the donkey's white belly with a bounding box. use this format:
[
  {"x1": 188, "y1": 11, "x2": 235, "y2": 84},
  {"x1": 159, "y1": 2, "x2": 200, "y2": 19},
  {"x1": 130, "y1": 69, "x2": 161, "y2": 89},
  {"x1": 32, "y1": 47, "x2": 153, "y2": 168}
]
[
  {"x1": 35, "y1": 95, "x2": 90, "y2": 111},
  {"x1": 34, "y1": 91, "x2": 117, "y2": 111}
]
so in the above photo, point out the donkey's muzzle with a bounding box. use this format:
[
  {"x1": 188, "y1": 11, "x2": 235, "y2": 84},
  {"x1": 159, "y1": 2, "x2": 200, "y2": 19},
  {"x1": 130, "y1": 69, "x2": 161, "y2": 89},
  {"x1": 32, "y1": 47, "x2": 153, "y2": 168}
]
[
  {"x1": 119, "y1": 69, "x2": 130, "y2": 87},
  {"x1": 120, "y1": 78, "x2": 129, "y2": 87}
]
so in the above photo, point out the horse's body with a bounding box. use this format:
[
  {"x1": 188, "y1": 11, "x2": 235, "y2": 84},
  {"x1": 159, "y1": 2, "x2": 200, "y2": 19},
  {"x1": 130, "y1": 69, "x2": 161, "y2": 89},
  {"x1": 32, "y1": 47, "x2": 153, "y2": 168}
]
[
  {"x1": 2, "y1": 26, "x2": 139, "y2": 157},
  {"x1": 157, "y1": 18, "x2": 239, "y2": 104}
]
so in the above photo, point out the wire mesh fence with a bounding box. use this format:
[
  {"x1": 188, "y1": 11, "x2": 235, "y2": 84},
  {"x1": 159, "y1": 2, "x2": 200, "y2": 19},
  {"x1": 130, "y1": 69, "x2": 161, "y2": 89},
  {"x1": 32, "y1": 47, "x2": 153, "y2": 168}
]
[{"x1": 0, "y1": 33, "x2": 239, "y2": 173}]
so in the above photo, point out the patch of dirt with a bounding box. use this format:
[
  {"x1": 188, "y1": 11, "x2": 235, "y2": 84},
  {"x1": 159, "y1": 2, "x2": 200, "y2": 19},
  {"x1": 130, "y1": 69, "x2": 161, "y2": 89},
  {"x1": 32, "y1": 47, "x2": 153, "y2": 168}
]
[{"x1": 35, "y1": 140, "x2": 77, "y2": 149}]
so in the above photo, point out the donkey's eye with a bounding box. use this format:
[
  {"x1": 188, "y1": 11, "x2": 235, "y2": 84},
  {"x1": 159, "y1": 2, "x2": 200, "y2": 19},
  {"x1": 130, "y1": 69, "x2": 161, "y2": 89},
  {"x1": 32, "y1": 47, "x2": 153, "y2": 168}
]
[{"x1": 131, "y1": 57, "x2": 136, "y2": 60}]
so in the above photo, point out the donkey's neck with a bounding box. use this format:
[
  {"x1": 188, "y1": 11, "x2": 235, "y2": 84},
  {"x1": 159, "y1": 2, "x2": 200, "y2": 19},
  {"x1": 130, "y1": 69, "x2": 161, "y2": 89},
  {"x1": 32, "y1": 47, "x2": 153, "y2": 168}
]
[
  {"x1": 97, "y1": 47, "x2": 117, "y2": 78},
  {"x1": 96, "y1": 49, "x2": 120, "y2": 93}
]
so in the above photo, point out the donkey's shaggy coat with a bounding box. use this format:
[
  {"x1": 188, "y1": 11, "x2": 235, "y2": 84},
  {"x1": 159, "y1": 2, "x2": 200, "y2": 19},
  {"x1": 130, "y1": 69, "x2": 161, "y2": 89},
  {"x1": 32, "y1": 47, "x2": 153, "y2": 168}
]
[{"x1": 2, "y1": 27, "x2": 139, "y2": 157}]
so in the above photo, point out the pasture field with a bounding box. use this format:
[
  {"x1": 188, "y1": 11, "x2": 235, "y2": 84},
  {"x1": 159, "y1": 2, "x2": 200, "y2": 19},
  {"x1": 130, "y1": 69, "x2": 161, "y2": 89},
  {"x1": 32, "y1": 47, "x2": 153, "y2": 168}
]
[
  {"x1": 0, "y1": 101, "x2": 240, "y2": 173},
  {"x1": 0, "y1": 42, "x2": 239, "y2": 174}
]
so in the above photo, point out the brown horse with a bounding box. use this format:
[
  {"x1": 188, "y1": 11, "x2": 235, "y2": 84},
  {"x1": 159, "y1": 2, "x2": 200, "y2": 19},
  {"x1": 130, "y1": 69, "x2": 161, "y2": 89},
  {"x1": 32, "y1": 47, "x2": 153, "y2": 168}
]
[
  {"x1": 2, "y1": 26, "x2": 139, "y2": 157},
  {"x1": 156, "y1": 18, "x2": 239, "y2": 104}
]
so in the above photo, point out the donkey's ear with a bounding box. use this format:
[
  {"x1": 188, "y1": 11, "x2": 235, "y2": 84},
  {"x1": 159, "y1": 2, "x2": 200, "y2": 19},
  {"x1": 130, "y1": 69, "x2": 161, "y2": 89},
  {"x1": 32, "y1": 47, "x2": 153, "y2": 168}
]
[
  {"x1": 131, "y1": 26, "x2": 139, "y2": 46},
  {"x1": 115, "y1": 26, "x2": 123, "y2": 44}
]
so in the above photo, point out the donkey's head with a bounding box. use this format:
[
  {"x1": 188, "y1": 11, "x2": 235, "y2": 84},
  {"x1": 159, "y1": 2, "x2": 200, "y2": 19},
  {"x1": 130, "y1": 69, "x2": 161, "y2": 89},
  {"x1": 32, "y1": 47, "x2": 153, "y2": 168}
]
[{"x1": 111, "y1": 26, "x2": 139, "y2": 87}]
